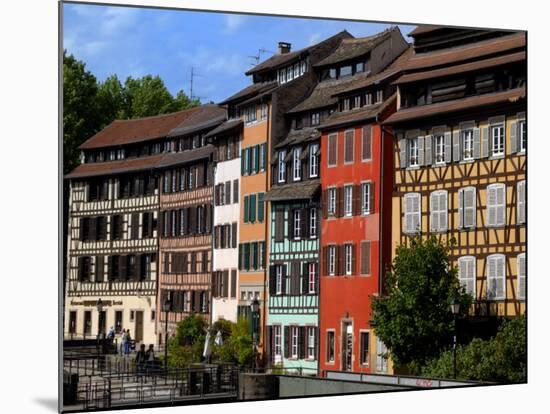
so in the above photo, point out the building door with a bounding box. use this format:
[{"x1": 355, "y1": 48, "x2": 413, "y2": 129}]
[
  {"x1": 342, "y1": 322, "x2": 353, "y2": 372},
  {"x1": 83, "y1": 311, "x2": 92, "y2": 337},
  {"x1": 115, "y1": 311, "x2": 123, "y2": 333},
  {"x1": 134, "y1": 311, "x2": 144, "y2": 343},
  {"x1": 98, "y1": 310, "x2": 106, "y2": 335},
  {"x1": 68, "y1": 311, "x2": 77, "y2": 336}
]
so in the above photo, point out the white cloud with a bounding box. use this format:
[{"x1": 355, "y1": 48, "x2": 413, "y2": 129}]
[
  {"x1": 100, "y1": 6, "x2": 140, "y2": 37},
  {"x1": 224, "y1": 14, "x2": 246, "y2": 33},
  {"x1": 308, "y1": 32, "x2": 322, "y2": 45}
]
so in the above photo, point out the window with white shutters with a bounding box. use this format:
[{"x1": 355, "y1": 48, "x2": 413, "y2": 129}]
[
  {"x1": 490, "y1": 124, "x2": 505, "y2": 157},
  {"x1": 517, "y1": 253, "x2": 526, "y2": 300},
  {"x1": 458, "y1": 256, "x2": 476, "y2": 299},
  {"x1": 434, "y1": 134, "x2": 445, "y2": 164},
  {"x1": 517, "y1": 180, "x2": 526, "y2": 225},
  {"x1": 458, "y1": 187, "x2": 477, "y2": 229},
  {"x1": 408, "y1": 138, "x2": 419, "y2": 167},
  {"x1": 486, "y1": 254, "x2": 506, "y2": 300},
  {"x1": 462, "y1": 129, "x2": 474, "y2": 161},
  {"x1": 293, "y1": 147, "x2": 301, "y2": 181},
  {"x1": 404, "y1": 193, "x2": 421, "y2": 234},
  {"x1": 278, "y1": 150, "x2": 286, "y2": 183},
  {"x1": 486, "y1": 184, "x2": 506, "y2": 227},
  {"x1": 328, "y1": 188, "x2": 337, "y2": 216},
  {"x1": 430, "y1": 190, "x2": 448, "y2": 232}
]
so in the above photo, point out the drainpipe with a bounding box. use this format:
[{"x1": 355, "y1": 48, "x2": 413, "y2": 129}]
[{"x1": 377, "y1": 115, "x2": 388, "y2": 297}]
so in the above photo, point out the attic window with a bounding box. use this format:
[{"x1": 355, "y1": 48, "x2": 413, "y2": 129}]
[
  {"x1": 340, "y1": 65, "x2": 352, "y2": 77},
  {"x1": 356, "y1": 62, "x2": 365, "y2": 73},
  {"x1": 329, "y1": 68, "x2": 337, "y2": 79}
]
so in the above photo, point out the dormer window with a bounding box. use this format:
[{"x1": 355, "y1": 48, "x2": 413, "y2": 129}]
[
  {"x1": 340, "y1": 65, "x2": 352, "y2": 77},
  {"x1": 293, "y1": 147, "x2": 302, "y2": 181},
  {"x1": 329, "y1": 68, "x2": 337, "y2": 79},
  {"x1": 109, "y1": 150, "x2": 116, "y2": 161},
  {"x1": 152, "y1": 143, "x2": 161, "y2": 154},
  {"x1": 245, "y1": 105, "x2": 257, "y2": 124},
  {"x1": 116, "y1": 149, "x2": 125, "y2": 160},
  {"x1": 356, "y1": 62, "x2": 365, "y2": 73},
  {"x1": 354, "y1": 96, "x2": 361, "y2": 108},
  {"x1": 365, "y1": 93, "x2": 372, "y2": 106},
  {"x1": 311, "y1": 112, "x2": 320, "y2": 126},
  {"x1": 293, "y1": 63, "x2": 299, "y2": 79},
  {"x1": 376, "y1": 90, "x2": 383, "y2": 103},
  {"x1": 163, "y1": 140, "x2": 171, "y2": 152},
  {"x1": 343, "y1": 98, "x2": 351, "y2": 111},
  {"x1": 278, "y1": 150, "x2": 287, "y2": 183}
]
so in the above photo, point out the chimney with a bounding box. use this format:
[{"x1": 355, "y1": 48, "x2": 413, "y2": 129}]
[{"x1": 278, "y1": 42, "x2": 291, "y2": 54}]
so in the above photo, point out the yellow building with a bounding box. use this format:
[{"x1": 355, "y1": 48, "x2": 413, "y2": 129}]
[{"x1": 385, "y1": 27, "x2": 526, "y2": 318}]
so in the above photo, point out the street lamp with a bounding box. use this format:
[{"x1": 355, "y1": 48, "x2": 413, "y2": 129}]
[
  {"x1": 96, "y1": 298, "x2": 104, "y2": 338},
  {"x1": 251, "y1": 299, "x2": 260, "y2": 371},
  {"x1": 162, "y1": 296, "x2": 172, "y2": 373},
  {"x1": 450, "y1": 298, "x2": 460, "y2": 380}
]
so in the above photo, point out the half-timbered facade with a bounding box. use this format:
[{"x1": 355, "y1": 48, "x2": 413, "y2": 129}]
[
  {"x1": 310, "y1": 32, "x2": 409, "y2": 376},
  {"x1": 207, "y1": 119, "x2": 244, "y2": 323},
  {"x1": 64, "y1": 109, "x2": 202, "y2": 345},
  {"x1": 385, "y1": 27, "x2": 526, "y2": 321},
  {"x1": 156, "y1": 105, "x2": 226, "y2": 340}
]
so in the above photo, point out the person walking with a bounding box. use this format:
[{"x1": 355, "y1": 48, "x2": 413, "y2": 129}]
[
  {"x1": 135, "y1": 344, "x2": 147, "y2": 378},
  {"x1": 124, "y1": 329, "x2": 132, "y2": 355},
  {"x1": 119, "y1": 328, "x2": 126, "y2": 356},
  {"x1": 145, "y1": 344, "x2": 156, "y2": 376}
]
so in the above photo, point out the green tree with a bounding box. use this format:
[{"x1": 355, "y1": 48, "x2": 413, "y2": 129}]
[
  {"x1": 167, "y1": 314, "x2": 208, "y2": 367},
  {"x1": 211, "y1": 317, "x2": 253, "y2": 366},
  {"x1": 63, "y1": 51, "x2": 101, "y2": 174},
  {"x1": 422, "y1": 315, "x2": 526, "y2": 383},
  {"x1": 372, "y1": 236, "x2": 472, "y2": 373},
  {"x1": 96, "y1": 74, "x2": 126, "y2": 126}
]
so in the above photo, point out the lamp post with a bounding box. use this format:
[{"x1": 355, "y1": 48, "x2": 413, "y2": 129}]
[
  {"x1": 162, "y1": 296, "x2": 172, "y2": 373},
  {"x1": 450, "y1": 298, "x2": 460, "y2": 380},
  {"x1": 251, "y1": 299, "x2": 260, "y2": 372},
  {"x1": 96, "y1": 298, "x2": 104, "y2": 337}
]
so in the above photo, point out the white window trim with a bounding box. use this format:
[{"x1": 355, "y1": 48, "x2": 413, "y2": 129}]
[
  {"x1": 307, "y1": 326, "x2": 316, "y2": 360},
  {"x1": 291, "y1": 326, "x2": 299, "y2": 359},
  {"x1": 293, "y1": 147, "x2": 302, "y2": 181},
  {"x1": 458, "y1": 256, "x2": 476, "y2": 300},
  {"x1": 517, "y1": 253, "x2": 526, "y2": 301},
  {"x1": 404, "y1": 192, "x2": 421, "y2": 234},
  {"x1": 274, "y1": 325, "x2": 282, "y2": 359},
  {"x1": 278, "y1": 150, "x2": 286, "y2": 183},
  {"x1": 293, "y1": 210, "x2": 301, "y2": 240},
  {"x1": 309, "y1": 208, "x2": 317, "y2": 238},
  {"x1": 308, "y1": 263, "x2": 316, "y2": 294},
  {"x1": 361, "y1": 182, "x2": 371, "y2": 215},
  {"x1": 486, "y1": 254, "x2": 506, "y2": 301},
  {"x1": 490, "y1": 123, "x2": 505, "y2": 158},
  {"x1": 345, "y1": 244, "x2": 353, "y2": 275},
  {"x1": 462, "y1": 129, "x2": 474, "y2": 161},
  {"x1": 434, "y1": 134, "x2": 446, "y2": 165},
  {"x1": 328, "y1": 187, "x2": 337, "y2": 216},
  {"x1": 309, "y1": 143, "x2": 319, "y2": 178},
  {"x1": 344, "y1": 185, "x2": 353, "y2": 217},
  {"x1": 275, "y1": 265, "x2": 283, "y2": 295},
  {"x1": 486, "y1": 183, "x2": 506, "y2": 227},
  {"x1": 328, "y1": 245, "x2": 336, "y2": 276},
  {"x1": 328, "y1": 133, "x2": 338, "y2": 167},
  {"x1": 359, "y1": 329, "x2": 371, "y2": 366},
  {"x1": 518, "y1": 119, "x2": 527, "y2": 153},
  {"x1": 430, "y1": 190, "x2": 448, "y2": 233},
  {"x1": 408, "y1": 137, "x2": 419, "y2": 167}
]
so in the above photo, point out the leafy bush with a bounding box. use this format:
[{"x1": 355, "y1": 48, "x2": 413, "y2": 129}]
[{"x1": 422, "y1": 315, "x2": 526, "y2": 383}]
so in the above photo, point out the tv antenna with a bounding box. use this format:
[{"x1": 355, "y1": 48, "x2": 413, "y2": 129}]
[
  {"x1": 248, "y1": 48, "x2": 275, "y2": 66},
  {"x1": 189, "y1": 66, "x2": 205, "y2": 101}
]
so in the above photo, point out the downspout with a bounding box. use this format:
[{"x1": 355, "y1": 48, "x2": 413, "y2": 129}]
[{"x1": 377, "y1": 115, "x2": 387, "y2": 297}]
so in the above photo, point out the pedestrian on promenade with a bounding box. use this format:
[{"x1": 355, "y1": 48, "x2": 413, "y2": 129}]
[
  {"x1": 146, "y1": 344, "x2": 156, "y2": 375},
  {"x1": 107, "y1": 326, "x2": 115, "y2": 340},
  {"x1": 119, "y1": 328, "x2": 126, "y2": 355},
  {"x1": 124, "y1": 329, "x2": 132, "y2": 355},
  {"x1": 135, "y1": 344, "x2": 147, "y2": 378}
]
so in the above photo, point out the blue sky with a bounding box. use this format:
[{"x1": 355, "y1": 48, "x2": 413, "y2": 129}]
[{"x1": 63, "y1": 3, "x2": 415, "y2": 104}]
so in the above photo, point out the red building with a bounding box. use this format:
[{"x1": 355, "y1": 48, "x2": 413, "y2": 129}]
[{"x1": 318, "y1": 47, "x2": 411, "y2": 375}]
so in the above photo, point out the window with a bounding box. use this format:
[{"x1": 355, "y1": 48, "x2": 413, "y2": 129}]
[
  {"x1": 486, "y1": 183, "x2": 506, "y2": 227},
  {"x1": 490, "y1": 123, "x2": 505, "y2": 157},
  {"x1": 404, "y1": 193, "x2": 421, "y2": 234},
  {"x1": 328, "y1": 246, "x2": 336, "y2": 276},
  {"x1": 344, "y1": 185, "x2": 353, "y2": 217},
  {"x1": 458, "y1": 256, "x2": 476, "y2": 299},
  {"x1": 345, "y1": 244, "x2": 353, "y2": 275},
  {"x1": 278, "y1": 150, "x2": 286, "y2": 183},
  {"x1": 376, "y1": 338, "x2": 388, "y2": 372},
  {"x1": 291, "y1": 326, "x2": 298, "y2": 358},
  {"x1": 274, "y1": 325, "x2": 282, "y2": 357},
  {"x1": 519, "y1": 119, "x2": 527, "y2": 153},
  {"x1": 360, "y1": 241, "x2": 371, "y2": 275},
  {"x1": 293, "y1": 147, "x2": 301, "y2": 181},
  {"x1": 300, "y1": 61, "x2": 307, "y2": 75},
  {"x1": 408, "y1": 137, "x2": 419, "y2": 167},
  {"x1": 163, "y1": 141, "x2": 171, "y2": 153},
  {"x1": 308, "y1": 263, "x2": 316, "y2": 293},
  {"x1": 293, "y1": 210, "x2": 301, "y2": 239},
  {"x1": 360, "y1": 331, "x2": 370, "y2": 365},
  {"x1": 83, "y1": 311, "x2": 92, "y2": 335},
  {"x1": 434, "y1": 134, "x2": 445, "y2": 164},
  {"x1": 78, "y1": 256, "x2": 92, "y2": 282},
  {"x1": 201, "y1": 291, "x2": 207, "y2": 313},
  {"x1": 517, "y1": 253, "x2": 526, "y2": 300},
  {"x1": 365, "y1": 93, "x2": 372, "y2": 106},
  {"x1": 329, "y1": 68, "x2": 337, "y2": 79},
  {"x1": 309, "y1": 208, "x2": 317, "y2": 238},
  {"x1": 245, "y1": 105, "x2": 257, "y2": 124},
  {"x1": 487, "y1": 254, "x2": 505, "y2": 300},
  {"x1": 260, "y1": 103, "x2": 268, "y2": 120},
  {"x1": 517, "y1": 180, "x2": 526, "y2": 225},
  {"x1": 356, "y1": 62, "x2": 365, "y2": 73},
  {"x1": 376, "y1": 90, "x2": 383, "y2": 103},
  {"x1": 354, "y1": 95, "x2": 361, "y2": 108},
  {"x1": 340, "y1": 65, "x2": 352, "y2": 77},
  {"x1": 311, "y1": 112, "x2": 320, "y2": 126},
  {"x1": 307, "y1": 327, "x2": 316, "y2": 359},
  {"x1": 259, "y1": 143, "x2": 267, "y2": 172},
  {"x1": 361, "y1": 182, "x2": 371, "y2": 215},
  {"x1": 328, "y1": 188, "x2": 337, "y2": 216},
  {"x1": 344, "y1": 130, "x2": 354, "y2": 163},
  {"x1": 328, "y1": 133, "x2": 337, "y2": 167},
  {"x1": 276, "y1": 265, "x2": 283, "y2": 294},
  {"x1": 343, "y1": 98, "x2": 351, "y2": 111},
  {"x1": 309, "y1": 143, "x2": 319, "y2": 177},
  {"x1": 458, "y1": 187, "x2": 476, "y2": 229},
  {"x1": 68, "y1": 311, "x2": 77, "y2": 334},
  {"x1": 462, "y1": 129, "x2": 474, "y2": 161},
  {"x1": 361, "y1": 126, "x2": 372, "y2": 161},
  {"x1": 326, "y1": 331, "x2": 335, "y2": 362},
  {"x1": 430, "y1": 190, "x2": 448, "y2": 232}
]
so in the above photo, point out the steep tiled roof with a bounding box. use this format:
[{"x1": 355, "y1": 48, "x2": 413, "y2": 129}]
[
  {"x1": 384, "y1": 88, "x2": 525, "y2": 125},
  {"x1": 313, "y1": 28, "x2": 394, "y2": 67},
  {"x1": 78, "y1": 107, "x2": 202, "y2": 150},
  {"x1": 265, "y1": 179, "x2": 321, "y2": 202},
  {"x1": 204, "y1": 119, "x2": 243, "y2": 138},
  {"x1": 274, "y1": 127, "x2": 320, "y2": 149},
  {"x1": 408, "y1": 25, "x2": 445, "y2": 37},
  {"x1": 218, "y1": 81, "x2": 278, "y2": 105},
  {"x1": 65, "y1": 154, "x2": 165, "y2": 179},
  {"x1": 167, "y1": 104, "x2": 226, "y2": 137}
]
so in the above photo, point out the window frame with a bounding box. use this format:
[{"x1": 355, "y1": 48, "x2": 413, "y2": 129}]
[
  {"x1": 293, "y1": 210, "x2": 301, "y2": 240},
  {"x1": 404, "y1": 192, "x2": 421, "y2": 234},
  {"x1": 328, "y1": 245, "x2": 336, "y2": 276},
  {"x1": 430, "y1": 190, "x2": 448, "y2": 233},
  {"x1": 290, "y1": 325, "x2": 299, "y2": 359},
  {"x1": 458, "y1": 256, "x2": 477, "y2": 300},
  {"x1": 278, "y1": 150, "x2": 287, "y2": 183},
  {"x1": 486, "y1": 253, "x2": 506, "y2": 300},
  {"x1": 490, "y1": 123, "x2": 505, "y2": 157},
  {"x1": 309, "y1": 143, "x2": 319, "y2": 178},
  {"x1": 517, "y1": 252, "x2": 526, "y2": 301},
  {"x1": 293, "y1": 147, "x2": 302, "y2": 181},
  {"x1": 408, "y1": 137, "x2": 419, "y2": 167},
  {"x1": 519, "y1": 119, "x2": 527, "y2": 153},
  {"x1": 345, "y1": 243, "x2": 353, "y2": 276},
  {"x1": 359, "y1": 330, "x2": 370, "y2": 366},
  {"x1": 434, "y1": 134, "x2": 446, "y2": 164},
  {"x1": 361, "y1": 182, "x2": 371, "y2": 215},
  {"x1": 328, "y1": 187, "x2": 337, "y2": 216},
  {"x1": 344, "y1": 185, "x2": 353, "y2": 217},
  {"x1": 486, "y1": 183, "x2": 506, "y2": 227},
  {"x1": 326, "y1": 329, "x2": 335, "y2": 363},
  {"x1": 308, "y1": 262, "x2": 316, "y2": 294},
  {"x1": 462, "y1": 129, "x2": 474, "y2": 161},
  {"x1": 274, "y1": 325, "x2": 282, "y2": 359},
  {"x1": 275, "y1": 265, "x2": 283, "y2": 295},
  {"x1": 309, "y1": 208, "x2": 317, "y2": 238}
]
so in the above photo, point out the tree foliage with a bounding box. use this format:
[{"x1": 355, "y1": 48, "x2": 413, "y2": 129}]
[
  {"x1": 211, "y1": 317, "x2": 253, "y2": 366},
  {"x1": 422, "y1": 315, "x2": 526, "y2": 383},
  {"x1": 63, "y1": 52, "x2": 199, "y2": 174},
  {"x1": 166, "y1": 314, "x2": 208, "y2": 367},
  {"x1": 371, "y1": 236, "x2": 472, "y2": 373}
]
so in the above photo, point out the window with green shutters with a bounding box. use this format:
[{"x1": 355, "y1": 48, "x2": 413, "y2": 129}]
[
  {"x1": 258, "y1": 193, "x2": 265, "y2": 222},
  {"x1": 254, "y1": 145, "x2": 260, "y2": 173},
  {"x1": 244, "y1": 243, "x2": 250, "y2": 270},
  {"x1": 247, "y1": 147, "x2": 253, "y2": 174},
  {"x1": 243, "y1": 195, "x2": 249, "y2": 223},
  {"x1": 249, "y1": 194, "x2": 257, "y2": 223},
  {"x1": 251, "y1": 242, "x2": 258, "y2": 270},
  {"x1": 241, "y1": 149, "x2": 247, "y2": 175},
  {"x1": 260, "y1": 143, "x2": 267, "y2": 171}
]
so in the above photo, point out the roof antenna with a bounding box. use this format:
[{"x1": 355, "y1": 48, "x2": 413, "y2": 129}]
[
  {"x1": 189, "y1": 66, "x2": 204, "y2": 101},
  {"x1": 248, "y1": 48, "x2": 275, "y2": 66}
]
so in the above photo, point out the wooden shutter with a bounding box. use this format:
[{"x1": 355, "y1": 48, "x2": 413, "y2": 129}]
[
  {"x1": 442, "y1": 130, "x2": 451, "y2": 164},
  {"x1": 497, "y1": 184, "x2": 506, "y2": 226},
  {"x1": 241, "y1": 149, "x2": 245, "y2": 174},
  {"x1": 399, "y1": 135, "x2": 407, "y2": 169},
  {"x1": 298, "y1": 326, "x2": 306, "y2": 359},
  {"x1": 313, "y1": 327, "x2": 319, "y2": 359},
  {"x1": 233, "y1": 179, "x2": 239, "y2": 204},
  {"x1": 258, "y1": 193, "x2": 265, "y2": 222},
  {"x1": 322, "y1": 189, "x2": 328, "y2": 219},
  {"x1": 89, "y1": 217, "x2": 97, "y2": 241},
  {"x1": 302, "y1": 262, "x2": 309, "y2": 294},
  {"x1": 250, "y1": 194, "x2": 257, "y2": 223},
  {"x1": 288, "y1": 209, "x2": 294, "y2": 240},
  {"x1": 360, "y1": 241, "x2": 371, "y2": 275},
  {"x1": 351, "y1": 243, "x2": 356, "y2": 275},
  {"x1": 473, "y1": 127, "x2": 481, "y2": 159},
  {"x1": 119, "y1": 255, "x2": 127, "y2": 280},
  {"x1": 275, "y1": 210, "x2": 284, "y2": 242},
  {"x1": 430, "y1": 191, "x2": 439, "y2": 232},
  {"x1": 418, "y1": 136, "x2": 425, "y2": 166},
  {"x1": 131, "y1": 213, "x2": 139, "y2": 239},
  {"x1": 281, "y1": 264, "x2": 287, "y2": 294},
  {"x1": 230, "y1": 269, "x2": 237, "y2": 298},
  {"x1": 362, "y1": 126, "x2": 372, "y2": 161},
  {"x1": 424, "y1": 135, "x2": 432, "y2": 166},
  {"x1": 95, "y1": 255, "x2": 104, "y2": 282},
  {"x1": 328, "y1": 134, "x2": 337, "y2": 166},
  {"x1": 269, "y1": 265, "x2": 276, "y2": 295},
  {"x1": 482, "y1": 126, "x2": 489, "y2": 158},
  {"x1": 517, "y1": 181, "x2": 526, "y2": 224},
  {"x1": 344, "y1": 130, "x2": 354, "y2": 163},
  {"x1": 284, "y1": 326, "x2": 290, "y2": 358},
  {"x1": 510, "y1": 121, "x2": 518, "y2": 153},
  {"x1": 231, "y1": 222, "x2": 238, "y2": 248},
  {"x1": 222, "y1": 270, "x2": 229, "y2": 298},
  {"x1": 266, "y1": 325, "x2": 273, "y2": 365},
  {"x1": 300, "y1": 209, "x2": 307, "y2": 239},
  {"x1": 336, "y1": 187, "x2": 344, "y2": 218},
  {"x1": 243, "y1": 195, "x2": 249, "y2": 223},
  {"x1": 452, "y1": 129, "x2": 460, "y2": 162},
  {"x1": 352, "y1": 184, "x2": 361, "y2": 216},
  {"x1": 322, "y1": 246, "x2": 328, "y2": 276},
  {"x1": 369, "y1": 182, "x2": 375, "y2": 214},
  {"x1": 337, "y1": 245, "x2": 344, "y2": 276},
  {"x1": 225, "y1": 181, "x2": 231, "y2": 205}
]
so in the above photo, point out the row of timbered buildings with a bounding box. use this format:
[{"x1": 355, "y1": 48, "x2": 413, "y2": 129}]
[{"x1": 64, "y1": 25, "x2": 526, "y2": 376}]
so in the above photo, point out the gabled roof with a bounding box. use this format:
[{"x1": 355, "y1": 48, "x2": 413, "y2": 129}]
[
  {"x1": 408, "y1": 25, "x2": 445, "y2": 37},
  {"x1": 265, "y1": 179, "x2": 321, "y2": 202},
  {"x1": 274, "y1": 127, "x2": 320, "y2": 150},
  {"x1": 204, "y1": 119, "x2": 243, "y2": 139},
  {"x1": 245, "y1": 30, "x2": 351, "y2": 76},
  {"x1": 65, "y1": 154, "x2": 165, "y2": 179},
  {"x1": 313, "y1": 28, "x2": 395, "y2": 68},
  {"x1": 167, "y1": 104, "x2": 226, "y2": 137},
  {"x1": 218, "y1": 81, "x2": 278, "y2": 105},
  {"x1": 78, "y1": 107, "x2": 202, "y2": 150}
]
